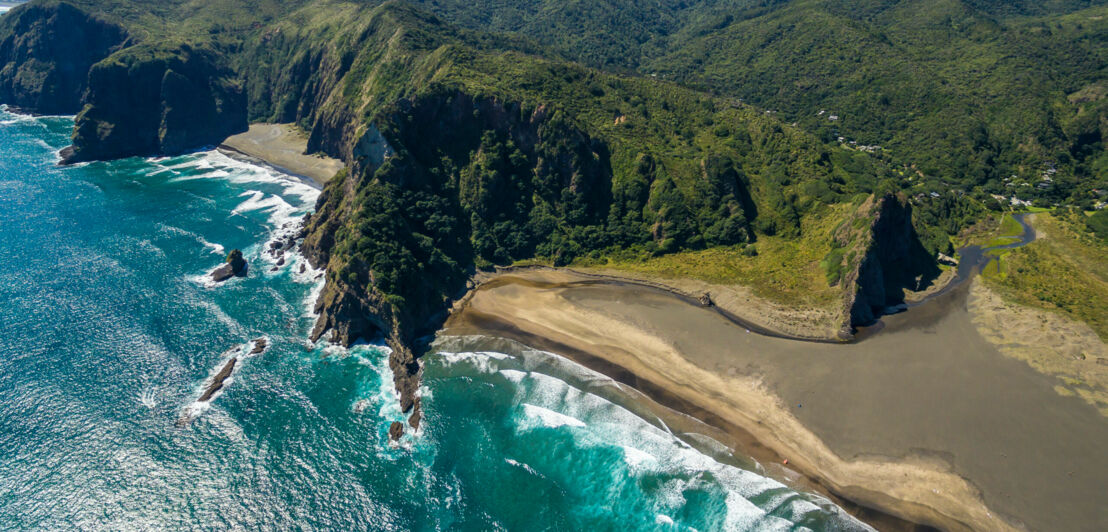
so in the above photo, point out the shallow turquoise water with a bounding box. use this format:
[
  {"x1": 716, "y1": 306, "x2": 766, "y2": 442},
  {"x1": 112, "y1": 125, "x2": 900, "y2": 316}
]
[{"x1": 0, "y1": 108, "x2": 870, "y2": 531}]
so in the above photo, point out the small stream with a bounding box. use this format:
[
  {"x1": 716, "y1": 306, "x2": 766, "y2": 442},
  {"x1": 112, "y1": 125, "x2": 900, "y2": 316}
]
[{"x1": 908, "y1": 212, "x2": 1036, "y2": 308}]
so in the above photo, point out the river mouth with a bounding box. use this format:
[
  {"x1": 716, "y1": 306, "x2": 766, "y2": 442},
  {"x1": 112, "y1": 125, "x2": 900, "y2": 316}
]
[
  {"x1": 445, "y1": 230, "x2": 1108, "y2": 531},
  {"x1": 907, "y1": 212, "x2": 1036, "y2": 308}
]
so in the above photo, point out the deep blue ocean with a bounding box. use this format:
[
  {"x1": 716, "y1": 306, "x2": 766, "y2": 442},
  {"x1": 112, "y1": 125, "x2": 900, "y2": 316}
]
[{"x1": 0, "y1": 107, "x2": 871, "y2": 530}]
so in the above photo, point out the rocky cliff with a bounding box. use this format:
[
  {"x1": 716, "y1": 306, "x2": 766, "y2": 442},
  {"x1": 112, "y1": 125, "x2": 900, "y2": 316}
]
[
  {"x1": 297, "y1": 87, "x2": 614, "y2": 433},
  {"x1": 0, "y1": 2, "x2": 128, "y2": 114},
  {"x1": 60, "y1": 43, "x2": 246, "y2": 164},
  {"x1": 835, "y1": 193, "x2": 940, "y2": 335}
]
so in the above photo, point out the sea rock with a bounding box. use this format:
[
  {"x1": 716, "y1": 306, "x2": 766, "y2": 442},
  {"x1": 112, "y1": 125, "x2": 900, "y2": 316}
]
[
  {"x1": 212, "y1": 248, "x2": 247, "y2": 282},
  {"x1": 250, "y1": 338, "x2": 267, "y2": 354},
  {"x1": 198, "y1": 357, "x2": 236, "y2": 402},
  {"x1": 276, "y1": 256, "x2": 285, "y2": 266},
  {"x1": 299, "y1": 263, "x2": 306, "y2": 274},
  {"x1": 408, "y1": 399, "x2": 422, "y2": 430},
  {"x1": 388, "y1": 421, "x2": 404, "y2": 441},
  {"x1": 211, "y1": 264, "x2": 235, "y2": 282}
]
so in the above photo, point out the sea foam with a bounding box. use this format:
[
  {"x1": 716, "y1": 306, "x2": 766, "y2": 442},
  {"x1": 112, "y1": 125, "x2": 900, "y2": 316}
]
[{"x1": 430, "y1": 342, "x2": 876, "y2": 532}]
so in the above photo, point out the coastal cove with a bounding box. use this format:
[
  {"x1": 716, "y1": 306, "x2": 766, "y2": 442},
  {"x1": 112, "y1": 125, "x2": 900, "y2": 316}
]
[{"x1": 0, "y1": 109, "x2": 878, "y2": 530}]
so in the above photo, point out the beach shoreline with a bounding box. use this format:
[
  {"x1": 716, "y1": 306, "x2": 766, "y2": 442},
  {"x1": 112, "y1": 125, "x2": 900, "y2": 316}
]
[
  {"x1": 442, "y1": 267, "x2": 1108, "y2": 531},
  {"x1": 441, "y1": 270, "x2": 1000, "y2": 531},
  {"x1": 219, "y1": 123, "x2": 343, "y2": 187}
]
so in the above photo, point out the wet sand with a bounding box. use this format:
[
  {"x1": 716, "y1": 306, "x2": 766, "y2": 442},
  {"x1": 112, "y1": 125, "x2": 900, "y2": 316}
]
[
  {"x1": 442, "y1": 269, "x2": 1108, "y2": 531},
  {"x1": 220, "y1": 124, "x2": 344, "y2": 186}
]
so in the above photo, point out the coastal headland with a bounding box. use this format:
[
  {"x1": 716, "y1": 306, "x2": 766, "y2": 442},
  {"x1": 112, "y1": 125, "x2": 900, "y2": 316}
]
[
  {"x1": 214, "y1": 123, "x2": 1108, "y2": 530},
  {"x1": 441, "y1": 267, "x2": 1108, "y2": 531}
]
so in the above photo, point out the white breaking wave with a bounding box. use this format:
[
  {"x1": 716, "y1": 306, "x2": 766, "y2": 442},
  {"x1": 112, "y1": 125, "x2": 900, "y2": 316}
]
[
  {"x1": 431, "y1": 344, "x2": 875, "y2": 532},
  {"x1": 139, "y1": 388, "x2": 158, "y2": 409},
  {"x1": 520, "y1": 403, "x2": 587, "y2": 429}
]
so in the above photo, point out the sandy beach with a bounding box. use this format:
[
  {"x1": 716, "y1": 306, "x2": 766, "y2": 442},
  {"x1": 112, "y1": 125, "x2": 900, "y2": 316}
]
[
  {"x1": 441, "y1": 269, "x2": 1108, "y2": 531},
  {"x1": 220, "y1": 123, "x2": 343, "y2": 186}
]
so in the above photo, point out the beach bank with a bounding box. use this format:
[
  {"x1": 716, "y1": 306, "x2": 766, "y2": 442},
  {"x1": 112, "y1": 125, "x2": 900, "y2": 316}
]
[
  {"x1": 441, "y1": 268, "x2": 1108, "y2": 531},
  {"x1": 219, "y1": 123, "x2": 343, "y2": 187}
]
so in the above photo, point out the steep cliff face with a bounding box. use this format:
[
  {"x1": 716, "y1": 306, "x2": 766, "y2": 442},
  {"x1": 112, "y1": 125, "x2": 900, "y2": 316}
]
[
  {"x1": 297, "y1": 88, "x2": 613, "y2": 429},
  {"x1": 835, "y1": 193, "x2": 939, "y2": 335},
  {"x1": 0, "y1": 2, "x2": 128, "y2": 114},
  {"x1": 60, "y1": 43, "x2": 246, "y2": 164}
]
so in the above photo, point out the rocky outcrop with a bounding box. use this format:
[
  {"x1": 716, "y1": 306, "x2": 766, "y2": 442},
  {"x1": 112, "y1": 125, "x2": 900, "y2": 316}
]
[
  {"x1": 838, "y1": 193, "x2": 939, "y2": 335},
  {"x1": 295, "y1": 85, "x2": 614, "y2": 431},
  {"x1": 0, "y1": 2, "x2": 128, "y2": 114},
  {"x1": 212, "y1": 248, "x2": 247, "y2": 282},
  {"x1": 60, "y1": 42, "x2": 246, "y2": 164},
  {"x1": 198, "y1": 357, "x2": 237, "y2": 402}
]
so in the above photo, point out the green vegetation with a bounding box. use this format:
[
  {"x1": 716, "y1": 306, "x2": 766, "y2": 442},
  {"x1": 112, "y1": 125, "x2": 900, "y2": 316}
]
[
  {"x1": 984, "y1": 212, "x2": 1108, "y2": 340},
  {"x1": 204, "y1": 1, "x2": 913, "y2": 333},
  {"x1": 1087, "y1": 209, "x2": 1108, "y2": 240},
  {"x1": 981, "y1": 214, "x2": 1026, "y2": 248},
  {"x1": 583, "y1": 204, "x2": 855, "y2": 307},
  {"x1": 404, "y1": 0, "x2": 1108, "y2": 210},
  {"x1": 3, "y1": 0, "x2": 1105, "y2": 341}
]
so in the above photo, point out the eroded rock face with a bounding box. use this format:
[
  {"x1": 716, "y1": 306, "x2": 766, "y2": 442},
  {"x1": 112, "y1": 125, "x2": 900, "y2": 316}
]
[
  {"x1": 60, "y1": 43, "x2": 246, "y2": 164},
  {"x1": 839, "y1": 193, "x2": 938, "y2": 335},
  {"x1": 0, "y1": 3, "x2": 128, "y2": 114}
]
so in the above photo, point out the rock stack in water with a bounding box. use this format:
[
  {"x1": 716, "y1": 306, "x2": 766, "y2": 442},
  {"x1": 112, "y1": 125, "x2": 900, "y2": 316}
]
[{"x1": 211, "y1": 249, "x2": 247, "y2": 282}]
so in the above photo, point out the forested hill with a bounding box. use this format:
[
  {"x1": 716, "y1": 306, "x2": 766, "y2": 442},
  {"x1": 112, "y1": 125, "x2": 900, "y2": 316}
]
[
  {"x1": 1, "y1": 0, "x2": 1103, "y2": 434},
  {"x1": 0, "y1": 0, "x2": 942, "y2": 425},
  {"x1": 403, "y1": 0, "x2": 1108, "y2": 209}
]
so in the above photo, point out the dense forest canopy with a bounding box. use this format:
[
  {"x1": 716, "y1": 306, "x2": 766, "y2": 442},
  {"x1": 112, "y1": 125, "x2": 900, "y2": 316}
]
[{"x1": 400, "y1": 0, "x2": 1108, "y2": 209}]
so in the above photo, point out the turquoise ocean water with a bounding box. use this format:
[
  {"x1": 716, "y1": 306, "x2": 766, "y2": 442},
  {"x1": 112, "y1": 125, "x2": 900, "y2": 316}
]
[{"x1": 0, "y1": 108, "x2": 872, "y2": 531}]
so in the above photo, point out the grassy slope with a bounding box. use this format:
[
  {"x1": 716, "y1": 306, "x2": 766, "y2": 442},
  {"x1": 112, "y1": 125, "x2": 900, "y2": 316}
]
[
  {"x1": 577, "y1": 204, "x2": 852, "y2": 308},
  {"x1": 983, "y1": 211, "x2": 1108, "y2": 340}
]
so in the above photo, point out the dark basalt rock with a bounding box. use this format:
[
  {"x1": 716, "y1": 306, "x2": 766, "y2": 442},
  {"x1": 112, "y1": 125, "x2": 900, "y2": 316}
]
[
  {"x1": 388, "y1": 421, "x2": 404, "y2": 441},
  {"x1": 249, "y1": 338, "x2": 267, "y2": 354},
  {"x1": 839, "y1": 193, "x2": 939, "y2": 336},
  {"x1": 198, "y1": 357, "x2": 236, "y2": 402},
  {"x1": 408, "y1": 399, "x2": 422, "y2": 430},
  {"x1": 212, "y1": 249, "x2": 247, "y2": 282}
]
